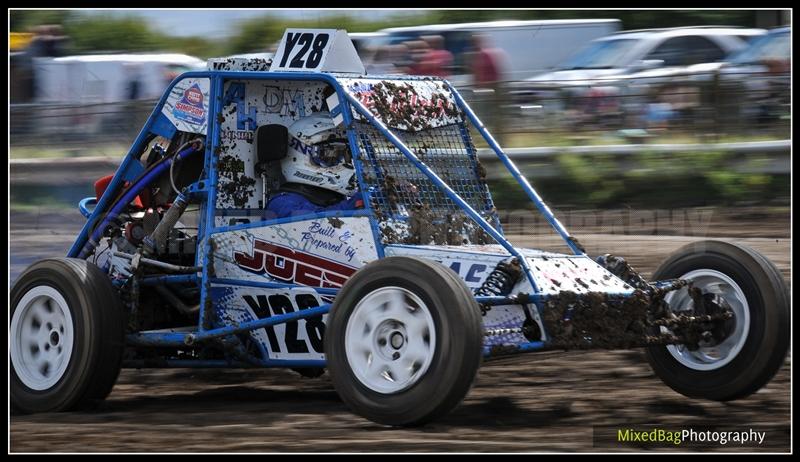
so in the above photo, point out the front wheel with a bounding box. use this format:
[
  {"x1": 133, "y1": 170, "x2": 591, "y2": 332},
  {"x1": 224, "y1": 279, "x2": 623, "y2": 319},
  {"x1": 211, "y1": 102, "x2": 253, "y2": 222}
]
[
  {"x1": 646, "y1": 240, "x2": 789, "y2": 401},
  {"x1": 324, "y1": 256, "x2": 484, "y2": 426},
  {"x1": 11, "y1": 258, "x2": 125, "y2": 413}
]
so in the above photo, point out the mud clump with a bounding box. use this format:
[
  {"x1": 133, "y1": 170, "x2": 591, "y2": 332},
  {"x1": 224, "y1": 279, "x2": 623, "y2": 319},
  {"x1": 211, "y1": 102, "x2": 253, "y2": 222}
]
[
  {"x1": 475, "y1": 160, "x2": 488, "y2": 181},
  {"x1": 596, "y1": 254, "x2": 649, "y2": 290},
  {"x1": 379, "y1": 222, "x2": 402, "y2": 243},
  {"x1": 542, "y1": 274, "x2": 731, "y2": 350},
  {"x1": 382, "y1": 175, "x2": 400, "y2": 210},
  {"x1": 402, "y1": 203, "x2": 492, "y2": 246},
  {"x1": 542, "y1": 290, "x2": 654, "y2": 349},
  {"x1": 217, "y1": 154, "x2": 256, "y2": 208}
]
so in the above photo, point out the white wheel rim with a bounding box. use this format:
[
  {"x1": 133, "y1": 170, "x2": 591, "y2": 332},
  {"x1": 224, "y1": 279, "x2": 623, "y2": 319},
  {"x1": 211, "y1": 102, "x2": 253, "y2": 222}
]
[
  {"x1": 344, "y1": 286, "x2": 437, "y2": 394},
  {"x1": 663, "y1": 269, "x2": 750, "y2": 371},
  {"x1": 11, "y1": 286, "x2": 75, "y2": 391}
]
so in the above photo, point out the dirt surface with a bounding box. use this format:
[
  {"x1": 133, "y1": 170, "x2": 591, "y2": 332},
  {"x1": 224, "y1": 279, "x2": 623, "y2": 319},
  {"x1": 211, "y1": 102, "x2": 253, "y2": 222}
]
[{"x1": 9, "y1": 208, "x2": 791, "y2": 453}]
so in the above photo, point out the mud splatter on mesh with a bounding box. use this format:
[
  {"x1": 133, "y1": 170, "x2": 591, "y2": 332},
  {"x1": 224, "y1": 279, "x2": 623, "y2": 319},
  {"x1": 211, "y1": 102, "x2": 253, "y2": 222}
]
[{"x1": 351, "y1": 82, "x2": 499, "y2": 246}]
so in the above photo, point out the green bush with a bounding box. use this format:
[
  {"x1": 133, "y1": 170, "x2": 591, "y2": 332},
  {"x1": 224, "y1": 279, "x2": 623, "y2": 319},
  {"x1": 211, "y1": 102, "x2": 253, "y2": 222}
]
[{"x1": 487, "y1": 151, "x2": 787, "y2": 209}]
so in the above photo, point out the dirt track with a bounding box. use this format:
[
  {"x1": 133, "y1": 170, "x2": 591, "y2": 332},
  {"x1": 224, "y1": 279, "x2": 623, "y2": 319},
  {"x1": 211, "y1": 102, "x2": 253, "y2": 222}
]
[{"x1": 9, "y1": 209, "x2": 791, "y2": 452}]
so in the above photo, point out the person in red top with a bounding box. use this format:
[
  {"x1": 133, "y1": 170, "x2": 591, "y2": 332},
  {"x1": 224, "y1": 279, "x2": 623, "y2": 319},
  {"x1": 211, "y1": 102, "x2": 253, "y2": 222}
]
[
  {"x1": 469, "y1": 33, "x2": 508, "y2": 142},
  {"x1": 471, "y1": 33, "x2": 505, "y2": 86},
  {"x1": 420, "y1": 35, "x2": 453, "y2": 79},
  {"x1": 406, "y1": 40, "x2": 431, "y2": 76}
]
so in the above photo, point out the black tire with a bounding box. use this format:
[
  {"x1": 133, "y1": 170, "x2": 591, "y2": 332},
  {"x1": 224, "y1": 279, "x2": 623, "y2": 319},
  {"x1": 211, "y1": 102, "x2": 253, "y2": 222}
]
[
  {"x1": 324, "y1": 256, "x2": 483, "y2": 426},
  {"x1": 645, "y1": 240, "x2": 789, "y2": 401},
  {"x1": 11, "y1": 258, "x2": 125, "y2": 413}
]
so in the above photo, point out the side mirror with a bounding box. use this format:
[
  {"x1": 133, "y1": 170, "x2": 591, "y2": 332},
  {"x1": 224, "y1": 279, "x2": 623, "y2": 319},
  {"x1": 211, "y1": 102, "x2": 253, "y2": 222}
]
[{"x1": 255, "y1": 124, "x2": 289, "y2": 168}]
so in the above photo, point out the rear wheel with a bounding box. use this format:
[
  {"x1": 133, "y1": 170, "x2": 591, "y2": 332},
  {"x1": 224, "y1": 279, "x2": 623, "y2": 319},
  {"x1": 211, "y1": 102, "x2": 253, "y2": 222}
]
[
  {"x1": 646, "y1": 241, "x2": 789, "y2": 401},
  {"x1": 325, "y1": 256, "x2": 483, "y2": 426},
  {"x1": 11, "y1": 258, "x2": 125, "y2": 413}
]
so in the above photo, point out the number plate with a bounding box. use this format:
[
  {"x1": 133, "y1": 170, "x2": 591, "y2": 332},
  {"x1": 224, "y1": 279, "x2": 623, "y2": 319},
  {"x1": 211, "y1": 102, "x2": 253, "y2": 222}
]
[{"x1": 270, "y1": 29, "x2": 365, "y2": 74}]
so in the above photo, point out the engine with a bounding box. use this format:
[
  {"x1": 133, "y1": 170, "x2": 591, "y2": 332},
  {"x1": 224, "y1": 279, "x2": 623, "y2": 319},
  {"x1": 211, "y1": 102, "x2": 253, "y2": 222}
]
[{"x1": 93, "y1": 133, "x2": 205, "y2": 332}]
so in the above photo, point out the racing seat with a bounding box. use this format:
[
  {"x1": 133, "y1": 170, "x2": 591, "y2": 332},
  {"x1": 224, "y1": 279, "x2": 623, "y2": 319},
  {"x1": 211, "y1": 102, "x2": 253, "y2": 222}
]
[{"x1": 254, "y1": 124, "x2": 289, "y2": 208}]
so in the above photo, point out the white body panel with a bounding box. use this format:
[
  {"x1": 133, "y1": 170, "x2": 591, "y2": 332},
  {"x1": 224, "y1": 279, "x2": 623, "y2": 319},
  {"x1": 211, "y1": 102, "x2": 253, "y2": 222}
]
[
  {"x1": 214, "y1": 79, "x2": 333, "y2": 212},
  {"x1": 210, "y1": 217, "x2": 378, "y2": 361},
  {"x1": 211, "y1": 217, "x2": 378, "y2": 283}
]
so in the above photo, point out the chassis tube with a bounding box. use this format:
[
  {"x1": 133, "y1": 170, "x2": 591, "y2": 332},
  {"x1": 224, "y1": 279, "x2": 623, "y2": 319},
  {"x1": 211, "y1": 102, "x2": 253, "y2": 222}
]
[
  {"x1": 127, "y1": 303, "x2": 331, "y2": 347},
  {"x1": 139, "y1": 274, "x2": 201, "y2": 286},
  {"x1": 122, "y1": 358, "x2": 326, "y2": 369},
  {"x1": 483, "y1": 341, "x2": 547, "y2": 358}
]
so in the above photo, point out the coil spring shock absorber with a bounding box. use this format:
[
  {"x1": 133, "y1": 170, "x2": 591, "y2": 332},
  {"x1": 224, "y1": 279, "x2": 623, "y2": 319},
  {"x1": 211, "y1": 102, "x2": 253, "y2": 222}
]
[{"x1": 474, "y1": 257, "x2": 523, "y2": 316}]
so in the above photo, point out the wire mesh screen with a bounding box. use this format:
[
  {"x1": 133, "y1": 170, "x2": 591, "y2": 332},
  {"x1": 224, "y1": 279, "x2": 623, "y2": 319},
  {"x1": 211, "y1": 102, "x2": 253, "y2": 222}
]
[{"x1": 353, "y1": 119, "x2": 500, "y2": 246}]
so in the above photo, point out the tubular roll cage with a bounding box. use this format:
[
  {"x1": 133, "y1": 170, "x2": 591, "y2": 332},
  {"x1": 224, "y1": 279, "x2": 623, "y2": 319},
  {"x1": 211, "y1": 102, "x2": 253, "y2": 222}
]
[{"x1": 68, "y1": 71, "x2": 586, "y2": 366}]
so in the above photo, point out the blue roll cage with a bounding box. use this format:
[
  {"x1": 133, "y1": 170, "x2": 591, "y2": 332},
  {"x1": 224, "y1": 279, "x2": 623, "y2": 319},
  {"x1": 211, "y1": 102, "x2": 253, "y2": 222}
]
[{"x1": 67, "y1": 70, "x2": 587, "y2": 365}]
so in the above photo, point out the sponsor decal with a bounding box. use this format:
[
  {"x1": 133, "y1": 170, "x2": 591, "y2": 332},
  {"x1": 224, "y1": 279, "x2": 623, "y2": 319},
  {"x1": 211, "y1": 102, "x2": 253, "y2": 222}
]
[
  {"x1": 234, "y1": 240, "x2": 357, "y2": 288},
  {"x1": 348, "y1": 82, "x2": 373, "y2": 93},
  {"x1": 263, "y1": 86, "x2": 306, "y2": 116},
  {"x1": 221, "y1": 129, "x2": 254, "y2": 142},
  {"x1": 289, "y1": 136, "x2": 316, "y2": 155},
  {"x1": 293, "y1": 170, "x2": 325, "y2": 183},
  {"x1": 301, "y1": 222, "x2": 357, "y2": 262},
  {"x1": 448, "y1": 262, "x2": 488, "y2": 285},
  {"x1": 173, "y1": 83, "x2": 206, "y2": 125},
  {"x1": 242, "y1": 292, "x2": 325, "y2": 354}
]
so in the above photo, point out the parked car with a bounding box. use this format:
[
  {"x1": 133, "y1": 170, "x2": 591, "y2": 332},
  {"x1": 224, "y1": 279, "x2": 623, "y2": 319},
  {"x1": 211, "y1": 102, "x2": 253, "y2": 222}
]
[
  {"x1": 717, "y1": 26, "x2": 791, "y2": 127},
  {"x1": 509, "y1": 26, "x2": 765, "y2": 130},
  {"x1": 618, "y1": 26, "x2": 789, "y2": 132}
]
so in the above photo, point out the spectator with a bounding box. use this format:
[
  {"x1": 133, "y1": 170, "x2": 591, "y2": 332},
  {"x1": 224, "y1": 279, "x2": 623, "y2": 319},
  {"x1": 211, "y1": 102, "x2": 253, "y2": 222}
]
[
  {"x1": 470, "y1": 33, "x2": 507, "y2": 87},
  {"x1": 468, "y1": 33, "x2": 509, "y2": 142},
  {"x1": 125, "y1": 63, "x2": 144, "y2": 101},
  {"x1": 393, "y1": 43, "x2": 412, "y2": 74},
  {"x1": 123, "y1": 63, "x2": 146, "y2": 135},
  {"x1": 420, "y1": 35, "x2": 453, "y2": 79},
  {"x1": 644, "y1": 89, "x2": 676, "y2": 132},
  {"x1": 27, "y1": 25, "x2": 69, "y2": 58},
  {"x1": 406, "y1": 40, "x2": 431, "y2": 76}
]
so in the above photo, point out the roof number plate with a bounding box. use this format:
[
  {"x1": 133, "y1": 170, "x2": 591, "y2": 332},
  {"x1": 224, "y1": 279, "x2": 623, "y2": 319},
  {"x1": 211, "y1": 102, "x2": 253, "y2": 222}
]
[{"x1": 270, "y1": 29, "x2": 365, "y2": 75}]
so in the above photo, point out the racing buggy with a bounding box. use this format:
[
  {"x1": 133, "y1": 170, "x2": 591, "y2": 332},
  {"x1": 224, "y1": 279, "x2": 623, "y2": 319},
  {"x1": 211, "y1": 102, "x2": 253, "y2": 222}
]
[{"x1": 11, "y1": 30, "x2": 789, "y2": 426}]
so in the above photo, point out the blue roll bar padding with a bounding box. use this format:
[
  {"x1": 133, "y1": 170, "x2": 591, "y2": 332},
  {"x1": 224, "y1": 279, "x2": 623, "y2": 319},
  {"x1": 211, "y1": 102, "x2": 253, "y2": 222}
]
[{"x1": 78, "y1": 197, "x2": 97, "y2": 218}]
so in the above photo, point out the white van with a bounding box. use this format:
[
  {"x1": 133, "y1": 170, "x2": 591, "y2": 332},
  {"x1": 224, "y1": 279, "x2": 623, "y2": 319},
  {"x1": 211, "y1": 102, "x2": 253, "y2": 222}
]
[
  {"x1": 25, "y1": 53, "x2": 205, "y2": 137},
  {"x1": 32, "y1": 53, "x2": 206, "y2": 104},
  {"x1": 376, "y1": 19, "x2": 622, "y2": 84}
]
